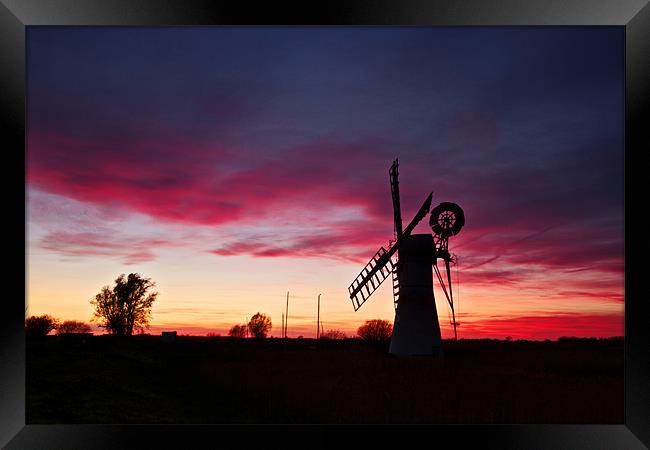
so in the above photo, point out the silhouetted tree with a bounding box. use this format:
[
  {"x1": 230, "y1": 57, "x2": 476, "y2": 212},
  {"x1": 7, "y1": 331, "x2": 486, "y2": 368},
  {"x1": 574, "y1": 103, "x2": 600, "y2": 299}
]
[
  {"x1": 357, "y1": 319, "x2": 392, "y2": 341},
  {"x1": 247, "y1": 313, "x2": 272, "y2": 339},
  {"x1": 57, "y1": 320, "x2": 92, "y2": 334},
  {"x1": 228, "y1": 325, "x2": 248, "y2": 337},
  {"x1": 229, "y1": 324, "x2": 247, "y2": 338},
  {"x1": 25, "y1": 315, "x2": 59, "y2": 340},
  {"x1": 321, "y1": 329, "x2": 347, "y2": 340},
  {"x1": 90, "y1": 273, "x2": 158, "y2": 336},
  {"x1": 206, "y1": 332, "x2": 221, "y2": 337}
]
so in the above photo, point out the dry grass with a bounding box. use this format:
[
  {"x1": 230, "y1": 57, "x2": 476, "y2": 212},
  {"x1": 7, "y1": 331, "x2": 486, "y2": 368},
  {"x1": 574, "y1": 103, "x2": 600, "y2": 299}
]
[{"x1": 26, "y1": 336, "x2": 623, "y2": 424}]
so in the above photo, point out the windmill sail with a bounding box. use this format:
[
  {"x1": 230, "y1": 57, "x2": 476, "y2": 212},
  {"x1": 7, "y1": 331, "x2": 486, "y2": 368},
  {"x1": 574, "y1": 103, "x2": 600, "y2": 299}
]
[
  {"x1": 389, "y1": 159, "x2": 403, "y2": 309},
  {"x1": 389, "y1": 159, "x2": 403, "y2": 238},
  {"x1": 348, "y1": 192, "x2": 434, "y2": 311},
  {"x1": 348, "y1": 246, "x2": 394, "y2": 311},
  {"x1": 402, "y1": 192, "x2": 433, "y2": 236}
]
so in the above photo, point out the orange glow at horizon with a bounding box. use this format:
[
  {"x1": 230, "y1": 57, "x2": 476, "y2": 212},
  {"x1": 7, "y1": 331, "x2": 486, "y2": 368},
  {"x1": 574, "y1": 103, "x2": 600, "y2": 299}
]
[{"x1": 26, "y1": 243, "x2": 624, "y2": 340}]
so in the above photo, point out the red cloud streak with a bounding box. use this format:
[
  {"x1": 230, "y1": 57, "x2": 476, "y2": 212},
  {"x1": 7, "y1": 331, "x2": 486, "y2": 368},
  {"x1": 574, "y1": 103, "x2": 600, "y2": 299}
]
[{"x1": 458, "y1": 312, "x2": 623, "y2": 340}]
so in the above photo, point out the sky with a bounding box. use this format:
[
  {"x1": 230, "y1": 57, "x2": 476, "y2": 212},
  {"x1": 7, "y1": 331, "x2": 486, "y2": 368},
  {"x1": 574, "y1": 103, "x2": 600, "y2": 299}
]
[{"x1": 26, "y1": 27, "x2": 624, "y2": 339}]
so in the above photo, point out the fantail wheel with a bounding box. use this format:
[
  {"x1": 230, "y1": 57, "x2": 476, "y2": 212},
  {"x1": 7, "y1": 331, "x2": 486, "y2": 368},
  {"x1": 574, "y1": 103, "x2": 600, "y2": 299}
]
[{"x1": 429, "y1": 202, "x2": 465, "y2": 238}]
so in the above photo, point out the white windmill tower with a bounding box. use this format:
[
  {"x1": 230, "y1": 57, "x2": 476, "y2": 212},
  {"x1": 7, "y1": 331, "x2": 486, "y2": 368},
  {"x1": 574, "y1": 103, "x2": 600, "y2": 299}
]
[{"x1": 348, "y1": 159, "x2": 465, "y2": 356}]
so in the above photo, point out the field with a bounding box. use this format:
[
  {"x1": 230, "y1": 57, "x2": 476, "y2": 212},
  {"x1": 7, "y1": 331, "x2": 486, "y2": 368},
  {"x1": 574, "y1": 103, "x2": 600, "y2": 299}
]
[{"x1": 26, "y1": 336, "x2": 623, "y2": 424}]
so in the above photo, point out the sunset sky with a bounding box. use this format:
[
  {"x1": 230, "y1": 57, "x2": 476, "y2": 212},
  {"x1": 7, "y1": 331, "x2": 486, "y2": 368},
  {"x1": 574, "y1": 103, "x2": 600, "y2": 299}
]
[{"x1": 26, "y1": 27, "x2": 624, "y2": 339}]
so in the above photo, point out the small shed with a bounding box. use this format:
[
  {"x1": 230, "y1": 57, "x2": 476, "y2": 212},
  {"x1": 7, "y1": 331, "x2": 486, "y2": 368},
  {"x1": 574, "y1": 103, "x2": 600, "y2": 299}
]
[{"x1": 161, "y1": 331, "x2": 177, "y2": 343}]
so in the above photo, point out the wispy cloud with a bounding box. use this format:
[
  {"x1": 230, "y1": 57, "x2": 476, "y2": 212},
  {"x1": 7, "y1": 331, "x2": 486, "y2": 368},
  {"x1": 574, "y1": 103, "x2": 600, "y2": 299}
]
[{"x1": 39, "y1": 231, "x2": 170, "y2": 265}]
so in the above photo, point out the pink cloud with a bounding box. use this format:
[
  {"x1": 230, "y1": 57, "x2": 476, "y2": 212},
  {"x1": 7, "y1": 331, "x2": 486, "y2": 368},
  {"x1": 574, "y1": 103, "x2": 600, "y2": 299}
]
[{"x1": 39, "y1": 231, "x2": 172, "y2": 265}]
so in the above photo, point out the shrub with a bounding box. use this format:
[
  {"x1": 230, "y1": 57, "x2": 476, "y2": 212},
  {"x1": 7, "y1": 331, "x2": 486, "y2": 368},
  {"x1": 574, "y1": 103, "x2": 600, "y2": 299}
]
[
  {"x1": 247, "y1": 313, "x2": 272, "y2": 339},
  {"x1": 57, "y1": 320, "x2": 92, "y2": 334},
  {"x1": 25, "y1": 315, "x2": 59, "y2": 340},
  {"x1": 321, "y1": 329, "x2": 346, "y2": 340},
  {"x1": 229, "y1": 324, "x2": 247, "y2": 338},
  {"x1": 357, "y1": 319, "x2": 392, "y2": 341}
]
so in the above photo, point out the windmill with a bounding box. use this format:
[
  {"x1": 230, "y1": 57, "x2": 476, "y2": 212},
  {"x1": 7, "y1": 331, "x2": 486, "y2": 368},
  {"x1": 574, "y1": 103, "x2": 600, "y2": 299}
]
[{"x1": 348, "y1": 159, "x2": 465, "y2": 355}]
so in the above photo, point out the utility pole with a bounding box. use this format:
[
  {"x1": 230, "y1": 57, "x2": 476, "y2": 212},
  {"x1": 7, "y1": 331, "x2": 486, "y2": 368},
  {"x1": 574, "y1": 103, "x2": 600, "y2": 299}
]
[
  {"x1": 285, "y1": 291, "x2": 289, "y2": 339},
  {"x1": 281, "y1": 312, "x2": 284, "y2": 339},
  {"x1": 317, "y1": 293, "x2": 321, "y2": 339}
]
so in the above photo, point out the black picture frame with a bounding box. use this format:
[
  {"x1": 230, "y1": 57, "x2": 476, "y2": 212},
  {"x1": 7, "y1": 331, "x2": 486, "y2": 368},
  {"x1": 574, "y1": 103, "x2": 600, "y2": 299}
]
[{"x1": 1, "y1": 1, "x2": 648, "y2": 448}]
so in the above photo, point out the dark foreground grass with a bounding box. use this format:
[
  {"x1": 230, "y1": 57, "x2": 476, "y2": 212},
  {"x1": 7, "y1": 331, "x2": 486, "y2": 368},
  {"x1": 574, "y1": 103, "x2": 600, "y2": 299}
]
[{"x1": 26, "y1": 336, "x2": 623, "y2": 424}]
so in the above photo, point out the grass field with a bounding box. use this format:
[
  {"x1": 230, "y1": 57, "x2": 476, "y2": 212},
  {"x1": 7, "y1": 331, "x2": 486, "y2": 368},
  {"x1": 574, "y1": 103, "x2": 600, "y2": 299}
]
[{"x1": 26, "y1": 336, "x2": 623, "y2": 424}]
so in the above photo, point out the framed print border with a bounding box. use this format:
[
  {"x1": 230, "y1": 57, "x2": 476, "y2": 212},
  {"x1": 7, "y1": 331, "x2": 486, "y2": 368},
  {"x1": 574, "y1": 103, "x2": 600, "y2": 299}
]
[{"x1": 1, "y1": 0, "x2": 648, "y2": 448}]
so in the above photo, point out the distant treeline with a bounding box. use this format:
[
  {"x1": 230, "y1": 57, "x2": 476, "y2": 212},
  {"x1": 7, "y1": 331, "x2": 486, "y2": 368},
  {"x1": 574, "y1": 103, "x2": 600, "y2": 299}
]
[
  {"x1": 33, "y1": 334, "x2": 624, "y2": 343},
  {"x1": 442, "y1": 336, "x2": 624, "y2": 343}
]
